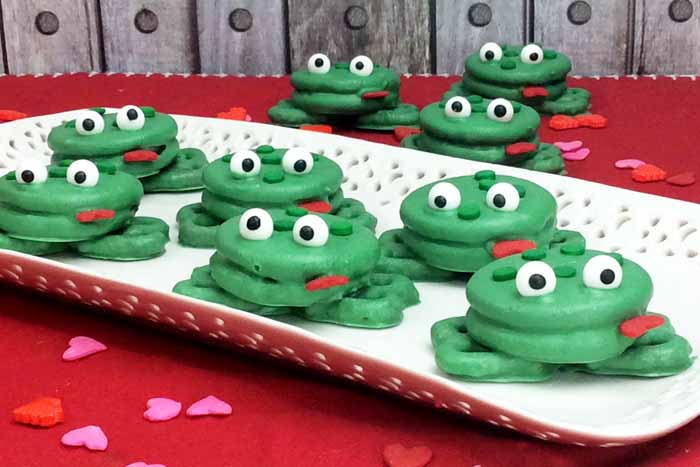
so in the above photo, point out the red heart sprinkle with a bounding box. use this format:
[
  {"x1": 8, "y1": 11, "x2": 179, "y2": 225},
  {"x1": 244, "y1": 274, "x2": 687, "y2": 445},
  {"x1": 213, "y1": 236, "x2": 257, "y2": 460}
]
[
  {"x1": 492, "y1": 240, "x2": 537, "y2": 259},
  {"x1": 575, "y1": 113, "x2": 608, "y2": 129},
  {"x1": 300, "y1": 124, "x2": 333, "y2": 134},
  {"x1": 0, "y1": 109, "x2": 27, "y2": 122},
  {"x1": 632, "y1": 164, "x2": 667, "y2": 183},
  {"x1": 383, "y1": 443, "x2": 433, "y2": 467},
  {"x1": 394, "y1": 126, "x2": 421, "y2": 142},
  {"x1": 216, "y1": 107, "x2": 250, "y2": 121},
  {"x1": 297, "y1": 200, "x2": 333, "y2": 213},
  {"x1": 505, "y1": 142, "x2": 537, "y2": 156},
  {"x1": 549, "y1": 115, "x2": 579, "y2": 130},
  {"x1": 620, "y1": 315, "x2": 665, "y2": 339},
  {"x1": 305, "y1": 275, "x2": 350, "y2": 292},
  {"x1": 522, "y1": 86, "x2": 549, "y2": 98},
  {"x1": 666, "y1": 171, "x2": 695, "y2": 187},
  {"x1": 13, "y1": 397, "x2": 64, "y2": 427}
]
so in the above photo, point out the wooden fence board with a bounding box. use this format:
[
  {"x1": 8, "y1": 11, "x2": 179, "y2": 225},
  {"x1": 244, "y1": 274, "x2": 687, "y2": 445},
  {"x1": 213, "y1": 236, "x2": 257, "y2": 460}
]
[{"x1": 197, "y1": 0, "x2": 287, "y2": 74}]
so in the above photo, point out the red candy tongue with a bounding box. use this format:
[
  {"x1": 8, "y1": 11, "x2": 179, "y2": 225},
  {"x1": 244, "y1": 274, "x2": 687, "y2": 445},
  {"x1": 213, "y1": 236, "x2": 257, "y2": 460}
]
[
  {"x1": 305, "y1": 275, "x2": 350, "y2": 292},
  {"x1": 620, "y1": 315, "x2": 665, "y2": 339},
  {"x1": 505, "y1": 142, "x2": 538, "y2": 156},
  {"x1": 124, "y1": 149, "x2": 159, "y2": 162},
  {"x1": 492, "y1": 240, "x2": 537, "y2": 259},
  {"x1": 362, "y1": 90, "x2": 390, "y2": 100},
  {"x1": 297, "y1": 200, "x2": 333, "y2": 213},
  {"x1": 76, "y1": 209, "x2": 116, "y2": 223},
  {"x1": 522, "y1": 86, "x2": 549, "y2": 98}
]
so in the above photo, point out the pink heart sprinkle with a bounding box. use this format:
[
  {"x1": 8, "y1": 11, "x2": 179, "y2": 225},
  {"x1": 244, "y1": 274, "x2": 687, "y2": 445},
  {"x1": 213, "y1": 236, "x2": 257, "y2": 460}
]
[
  {"x1": 143, "y1": 398, "x2": 182, "y2": 422},
  {"x1": 126, "y1": 463, "x2": 167, "y2": 467},
  {"x1": 186, "y1": 395, "x2": 232, "y2": 417},
  {"x1": 62, "y1": 336, "x2": 107, "y2": 361},
  {"x1": 615, "y1": 158, "x2": 646, "y2": 169},
  {"x1": 562, "y1": 147, "x2": 590, "y2": 161},
  {"x1": 553, "y1": 140, "x2": 583, "y2": 152},
  {"x1": 61, "y1": 425, "x2": 108, "y2": 451}
]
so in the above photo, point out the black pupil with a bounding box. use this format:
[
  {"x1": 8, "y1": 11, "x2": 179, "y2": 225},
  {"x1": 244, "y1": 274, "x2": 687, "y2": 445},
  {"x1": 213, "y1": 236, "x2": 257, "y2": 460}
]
[
  {"x1": 355, "y1": 61, "x2": 364, "y2": 70},
  {"x1": 246, "y1": 216, "x2": 261, "y2": 231},
  {"x1": 300, "y1": 226, "x2": 314, "y2": 241},
  {"x1": 530, "y1": 52, "x2": 539, "y2": 61},
  {"x1": 600, "y1": 269, "x2": 615, "y2": 285},
  {"x1": 21, "y1": 170, "x2": 34, "y2": 183},
  {"x1": 434, "y1": 195, "x2": 447, "y2": 208},
  {"x1": 494, "y1": 105, "x2": 507, "y2": 118},
  {"x1": 241, "y1": 158, "x2": 255, "y2": 172},
  {"x1": 529, "y1": 274, "x2": 546, "y2": 290},
  {"x1": 451, "y1": 101, "x2": 463, "y2": 113},
  {"x1": 485, "y1": 50, "x2": 495, "y2": 60},
  {"x1": 315, "y1": 58, "x2": 324, "y2": 68},
  {"x1": 294, "y1": 160, "x2": 307, "y2": 173},
  {"x1": 493, "y1": 194, "x2": 506, "y2": 208},
  {"x1": 126, "y1": 108, "x2": 138, "y2": 120},
  {"x1": 74, "y1": 171, "x2": 87, "y2": 184},
  {"x1": 83, "y1": 119, "x2": 95, "y2": 131}
]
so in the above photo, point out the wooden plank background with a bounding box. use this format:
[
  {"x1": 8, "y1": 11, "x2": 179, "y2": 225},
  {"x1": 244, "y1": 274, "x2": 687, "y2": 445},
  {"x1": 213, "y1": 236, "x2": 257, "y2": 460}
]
[{"x1": 0, "y1": 0, "x2": 697, "y2": 75}]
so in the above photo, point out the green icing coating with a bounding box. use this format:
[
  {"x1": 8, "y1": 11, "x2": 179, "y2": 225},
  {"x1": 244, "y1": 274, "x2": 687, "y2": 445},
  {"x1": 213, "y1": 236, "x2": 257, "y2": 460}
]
[
  {"x1": 401, "y1": 97, "x2": 565, "y2": 174},
  {"x1": 268, "y1": 57, "x2": 419, "y2": 130},
  {"x1": 177, "y1": 147, "x2": 377, "y2": 248},
  {"x1": 174, "y1": 211, "x2": 419, "y2": 328},
  {"x1": 444, "y1": 43, "x2": 591, "y2": 115},
  {"x1": 431, "y1": 248, "x2": 693, "y2": 382},
  {"x1": 48, "y1": 106, "x2": 206, "y2": 192}
]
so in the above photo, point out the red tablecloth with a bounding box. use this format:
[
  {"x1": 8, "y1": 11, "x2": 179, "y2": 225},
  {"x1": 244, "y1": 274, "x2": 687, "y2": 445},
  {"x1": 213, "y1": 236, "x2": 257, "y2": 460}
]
[{"x1": 1, "y1": 74, "x2": 699, "y2": 467}]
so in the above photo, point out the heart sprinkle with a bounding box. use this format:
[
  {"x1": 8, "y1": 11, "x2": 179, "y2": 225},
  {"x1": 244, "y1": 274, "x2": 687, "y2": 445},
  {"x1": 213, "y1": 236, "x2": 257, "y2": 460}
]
[
  {"x1": 13, "y1": 397, "x2": 64, "y2": 427},
  {"x1": 615, "y1": 159, "x2": 646, "y2": 169},
  {"x1": 632, "y1": 164, "x2": 667, "y2": 183},
  {"x1": 62, "y1": 336, "x2": 107, "y2": 361},
  {"x1": 666, "y1": 171, "x2": 695, "y2": 187},
  {"x1": 382, "y1": 443, "x2": 433, "y2": 467},
  {"x1": 186, "y1": 395, "x2": 232, "y2": 417},
  {"x1": 126, "y1": 463, "x2": 167, "y2": 467},
  {"x1": 61, "y1": 425, "x2": 108, "y2": 451},
  {"x1": 562, "y1": 147, "x2": 590, "y2": 161},
  {"x1": 553, "y1": 140, "x2": 583, "y2": 152},
  {"x1": 143, "y1": 398, "x2": 182, "y2": 422}
]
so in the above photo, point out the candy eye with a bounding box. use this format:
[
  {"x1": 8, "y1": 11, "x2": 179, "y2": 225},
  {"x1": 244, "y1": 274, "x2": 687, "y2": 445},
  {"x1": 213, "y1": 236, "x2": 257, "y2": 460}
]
[
  {"x1": 428, "y1": 182, "x2": 461, "y2": 210},
  {"x1": 349, "y1": 55, "x2": 374, "y2": 76},
  {"x1": 521, "y1": 44, "x2": 544, "y2": 64},
  {"x1": 487, "y1": 98, "x2": 514, "y2": 122},
  {"x1": 444, "y1": 96, "x2": 472, "y2": 118},
  {"x1": 116, "y1": 105, "x2": 145, "y2": 131},
  {"x1": 308, "y1": 53, "x2": 331, "y2": 74},
  {"x1": 293, "y1": 214, "x2": 329, "y2": 247},
  {"x1": 583, "y1": 255, "x2": 623, "y2": 290},
  {"x1": 15, "y1": 159, "x2": 48, "y2": 185},
  {"x1": 66, "y1": 159, "x2": 100, "y2": 187},
  {"x1": 479, "y1": 42, "x2": 503, "y2": 62},
  {"x1": 239, "y1": 208, "x2": 274, "y2": 241},
  {"x1": 516, "y1": 261, "x2": 556, "y2": 297},
  {"x1": 282, "y1": 148, "x2": 314, "y2": 175},
  {"x1": 486, "y1": 182, "x2": 520, "y2": 211},
  {"x1": 75, "y1": 110, "x2": 105, "y2": 136},
  {"x1": 229, "y1": 150, "x2": 261, "y2": 177}
]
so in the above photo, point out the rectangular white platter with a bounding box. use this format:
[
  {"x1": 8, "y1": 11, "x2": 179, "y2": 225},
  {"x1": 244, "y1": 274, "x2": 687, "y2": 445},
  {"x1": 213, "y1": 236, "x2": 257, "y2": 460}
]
[{"x1": 1, "y1": 110, "x2": 700, "y2": 447}]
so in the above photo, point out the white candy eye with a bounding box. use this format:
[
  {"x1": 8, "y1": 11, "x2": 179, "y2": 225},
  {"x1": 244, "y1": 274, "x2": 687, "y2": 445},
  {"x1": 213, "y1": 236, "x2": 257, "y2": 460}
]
[
  {"x1": 116, "y1": 105, "x2": 145, "y2": 131},
  {"x1": 479, "y1": 42, "x2": 503, "y2": 62},
  {"x1": 349, "y1": 55, "x2": 374, "y2": 76},
  {"x1": 583, "y1": 255, "x2": 623, "y2": 290},
  {"x1": 229, "y1": 150, "x2": 261, "y2": 177},
  {"x1": 75, "y1": 110, "x2": 105, "y2": 136},
  {"x1": 444, "y1": 96, "x2": 472, "y2": 118},
  {"x1": 66, "y1": 159, "x2": 100, "y2": 187},
  {"x1": 282, "y1": 148, "x2": 314, "y2": 175},
  {"x1": 15, "y1": 159, "x2": 48, "y2": 185},
  {"x1": 521, "y1": 44, "x2": 544, "y2": 64},
  {"x1": 239, "y1": 208, "x2": 274, "y2": 241},
  {"x1": 516, "y1": 261, "x2": 556, "y2": 297},
  {"x1": 486, "y1": 182, "x2": 520, "y2": 211},
  {"x1": 428, "y1": 182, "x2": 461, "y2": 210},
  {"x1": 487, "y1": 98, "x2": 514, "y2": 122},
  {"x1": 293, "y1": 214, "x2": 329, "y2": 247},
  {"x1": 308, "y1": 53, "x2": 331, "y2": 74}
]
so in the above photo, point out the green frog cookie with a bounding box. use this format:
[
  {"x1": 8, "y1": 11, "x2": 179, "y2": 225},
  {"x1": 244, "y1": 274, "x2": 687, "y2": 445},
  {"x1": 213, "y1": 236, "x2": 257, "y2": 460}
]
[
  {"x1": 445, "y1": 43, "x2": 590, "y2": 115},
  {"x1": 431, "y1": 244, "x2": 693, "y2": 382},
  {"x1": 402, "y1": 95, "x2": 564, "y2": 174},
  {"x1": 269, "y1": 53, "x2": 419, "y2": 130},
  {"x1": 48, "y1": 105, "x2": 207, "y2": 192},
  {"x1": 0, "y1": 158, "x2": 168, "y2": 260},
  {"x1": 174, "y1": 208, "x2": 419, "y2": 328},
  {"x1": 177, "y1": 145, "x2": 376, "y2": 247},
  {"x1": 377, "y1": 171, "x2": 582, "y2": 281}
]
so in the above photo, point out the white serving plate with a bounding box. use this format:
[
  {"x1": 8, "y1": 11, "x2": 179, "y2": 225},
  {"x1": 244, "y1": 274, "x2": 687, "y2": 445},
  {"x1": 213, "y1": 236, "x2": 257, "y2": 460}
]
[{"x1": 1, "y1": 111, "x2": 700, "y2": 447}]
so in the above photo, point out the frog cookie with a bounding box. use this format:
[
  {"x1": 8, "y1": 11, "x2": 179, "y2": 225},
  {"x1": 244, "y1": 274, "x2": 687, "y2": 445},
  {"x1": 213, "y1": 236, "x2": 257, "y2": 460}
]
[
  {"x1": 174, "y1": 208, "x2": 419, "y2": 328},
  {"x1": 48, "y1": 105, "x2": 207, "y2": 192},
  {"x1": 445, "y1": 43, "x2": 590, "y2": 116},
  {"x1": 269, "y1": 53, "x2": 419, "y2": 130},
  {"x1": 177, "y1": 145, "x2": 376, "y2": 247},
  {"x1": 402, "y1": 95, "x2": 564, "y2": 174},
  {"x1": 377, "y1": 171, "x2": 582, "y2": 281},
  {"x1": 0, "y1": 159, "x2": 169, "y2": 260},
  {"x1": 431, "y1": 244, "x2": 693, "y2": 382}
]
